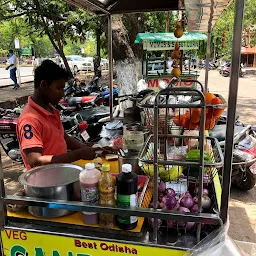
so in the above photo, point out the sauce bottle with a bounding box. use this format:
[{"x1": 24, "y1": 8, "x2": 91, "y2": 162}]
[
  {"x1": 98, "y1": 163, "x2": 116, "y2": 228},
  {"x1": 116, "y1": 164, "x2": 138, "y2": 230},
  {"x1": 79, "y1": 163, "x2": 100, "y2": 225}
]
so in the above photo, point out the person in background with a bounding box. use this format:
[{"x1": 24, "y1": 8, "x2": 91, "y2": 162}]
[
  {"x1": 32, "y1": 56, "x2": 39, "y2": 74},
  {"x1": 17, "y1": 60, "x2": 96, "y2": 170},
  {"x1": 6, "y1": 50, "x2": 20, "y2": 89}
]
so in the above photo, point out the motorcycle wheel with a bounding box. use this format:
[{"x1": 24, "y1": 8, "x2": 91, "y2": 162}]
[{"x1": 231, "y1": 167, "x2": 256, "y2": 191}]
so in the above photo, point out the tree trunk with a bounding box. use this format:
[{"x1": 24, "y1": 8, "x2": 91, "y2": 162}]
[
  {"x1": 93, "y1": 28, "x2": 102, "y2": 78},
  {"x1": 112, "y1": 15, "x2": 138, "y2": 103}
]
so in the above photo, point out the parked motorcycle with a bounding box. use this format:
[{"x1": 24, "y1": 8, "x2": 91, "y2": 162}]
[
  {"x1": 209, "y1": 123, "x2": 256, "y2": 191},
  {"x1": 58, "y1": 77, "x2": 119, "y2": 113},
  {"x1": 0, "y1": 108, "x2": 22, "y2": 162},
  {"x1": 222, "y1": 66, "x2": 245, "y2": 77},
  {"x1": 0, "y1": 104, "x2": 109, "y2": 163}
]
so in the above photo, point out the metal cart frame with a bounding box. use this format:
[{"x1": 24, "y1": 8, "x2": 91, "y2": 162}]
[{"x1": 0, "y1": 0, "x2": 245, "y2": 254}]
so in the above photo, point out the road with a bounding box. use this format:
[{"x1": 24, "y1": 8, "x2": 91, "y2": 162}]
[
  {"x1": 0, "y1": 67, "x2": 33, "y2": 87},
  {"x1": 198, "y1": 70, "x2": 256, "y2": 125}
]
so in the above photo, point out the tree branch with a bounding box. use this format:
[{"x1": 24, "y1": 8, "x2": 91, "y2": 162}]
[{"x1": 1, "y1": 11, "x2": 29, "y2": 20}]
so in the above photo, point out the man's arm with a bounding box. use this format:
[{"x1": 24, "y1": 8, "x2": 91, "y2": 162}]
[
  {"x1": 6, "y1": 64, "x2": 14, "y2": 70},
  {"x1": 24, "y1": 146, "x2": 96, "y2": 168},
  {"x1": 64, "y1": 133, "x2": 84, "y2": 150}
]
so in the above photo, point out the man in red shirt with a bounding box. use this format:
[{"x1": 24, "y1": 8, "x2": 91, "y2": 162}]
[{"x1": 17, "y1": 60, "x2": 95, "y2": 170}]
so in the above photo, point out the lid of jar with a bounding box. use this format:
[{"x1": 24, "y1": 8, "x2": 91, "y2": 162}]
[
  {"x1": 102, "y1": 163, "x2": 110, "y2": 172},
  {"x1": 122, "y1": 164, "x2": 132, "y2": 173},
  {"x1": 85, "y1": 163, "x2": 95, "y2": 170}
]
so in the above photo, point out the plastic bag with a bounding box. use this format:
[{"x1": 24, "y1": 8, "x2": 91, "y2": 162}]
[
  {"x1": 185, "y1": 221, "x2": 256, "y2": 256},
  {"x1": 137, "y1": 79, "x2": 148, "y2": 92}
]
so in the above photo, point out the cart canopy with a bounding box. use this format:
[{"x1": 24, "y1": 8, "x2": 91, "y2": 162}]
[{"x1": 67, "y1": 0, "x2": 230, "y2": 32}]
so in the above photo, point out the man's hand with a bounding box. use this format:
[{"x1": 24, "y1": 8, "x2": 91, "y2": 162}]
[{"x1": 5, "y1": 66, "x2": 9, "y2": 70}]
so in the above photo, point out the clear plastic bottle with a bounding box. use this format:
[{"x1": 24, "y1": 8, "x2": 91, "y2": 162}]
[
  {"x1": 98, "y1": 163, "x2": 116, "y2": 228},
  {"x1": 116, "y1": 164, "x2": 138, "y2": 230},
  {"x1": 79, "y1": 163, "x2": 101, "y2": 225}
]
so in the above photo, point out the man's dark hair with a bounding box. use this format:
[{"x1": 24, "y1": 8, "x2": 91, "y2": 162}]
[
  {"x1": 34, "y1": 60, "x2": 70, "y2": 88},
  {"x1": 9, "y1": 49, "x2": 13, "y2": 54}
]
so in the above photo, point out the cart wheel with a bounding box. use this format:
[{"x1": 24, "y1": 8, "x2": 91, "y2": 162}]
[{"x1": 231, "y1": 167, "x2": 256, "y2": 191}]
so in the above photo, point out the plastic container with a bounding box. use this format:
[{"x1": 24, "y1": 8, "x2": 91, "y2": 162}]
[
  {"x1": 116, "y1": 164, "x2": 138, "y2": 230},
  {"x1": 79, "y1": 163, "x2": 101, "y2": 225},
  {"x1": 98, "y1": 163, "x2": 116, "y2": 228}
]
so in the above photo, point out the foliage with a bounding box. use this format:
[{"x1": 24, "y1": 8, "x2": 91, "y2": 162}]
[{"x1": 212, "y1": 0, "x2": 256, "y2": 60}]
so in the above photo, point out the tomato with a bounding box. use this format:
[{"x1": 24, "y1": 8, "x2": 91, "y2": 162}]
[
  {"x1": 204, "y1": 92, "x2": 216, "y2": 104},
  {"x1": 191, "y1": 108, "x2": 201, "y2": 123}
]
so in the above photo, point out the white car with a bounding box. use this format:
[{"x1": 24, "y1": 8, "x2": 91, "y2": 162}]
[
  {"x1": 83, "y1": 57, "x2": 109, "y2": 70},
  {"x1": 60, "y1": 55, "x2": 93, "y2": 73},
  {"x1": 101, "y1": 58, "x2": 109, "y2": 70}
]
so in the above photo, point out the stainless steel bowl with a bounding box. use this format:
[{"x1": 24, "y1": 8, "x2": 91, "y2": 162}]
[{"x1": 19, "y1": 164, "x2": 83, "y2": 218}]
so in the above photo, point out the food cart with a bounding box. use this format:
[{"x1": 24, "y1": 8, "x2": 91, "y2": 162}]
[
  {"x1": 134, "y1": 32, "x2": 207, "y2": 90},
  {"x1": 0, "y1": 0, "x2": 245, "y2": 254}
]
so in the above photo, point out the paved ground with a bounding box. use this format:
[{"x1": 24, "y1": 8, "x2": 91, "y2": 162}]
[
  {"x1": 0, "y1": 69, "x2": 255, "y2": 243},
  {"x1": 0, "y1": 67, "x2": 33, "y2": 87},
  {"x1": 198, "y1": 70, "x2": 256, "y2": 243},
  {"x1": 198, "y1": 70, "x2": 256, "y2": 125}
]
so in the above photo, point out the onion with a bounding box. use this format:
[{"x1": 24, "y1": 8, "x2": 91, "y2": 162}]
[
  {"x1": 166, "y1": 195, "x2": 177, "y2": 210},
  {"x1": 178, "y1": 222, "x2": 186, "y2": 228},
  {"x1": 203, "y1": 176, "x2": 211, "y2": 185},
  {"x1": 149, "y1": 202, "x2": 160, "y2": 209},
  {"x1": 185, "y1": 191, "x2": 192, "y2": 197},
  {"x1": 194, "y1": 187, "x2": 209, "y2": 195},
  {"x1": 202, "y1": 195, "x2": 212, "y2": 210},
  {"x1": 161, "y1": 195, "x2": 168, "y2": 203},
  {"x1": 177, "y1": 207, "x2": 190, "y2": 229},
  {"x1": 161, "y1": 204, "x2": 168, "y2": 211},
  {"x1": 173, "y1": 202, "x2": 180, "y2": 211},
  {"x1": 191, "y1": 204, "x2": 199, "y2": 213},
  {"x1": 193, "y1": 196, "x2": 198, "y2": 204},
  {"x1": 158, "y1": 181, "x2": 166, "y2": 193},
  {"x1": 180, "y1": 196, "x2": 194, "y2": 209},
  {"x1": 166, "y1": 188, "x2": 176, "y2": 197},
  {"x1": 148, "y1": 218, "x2": 162, "y2": 230},
  {"x1": 179, "y1": 207, "x2": 190, "y2": 213},
  {"x1": 158, "y1": 193, "x2": 164, "y2": 202},
  {"x1": 186, "y1": 222, "x2": 196, "y2": 230},
  {"x1": 167, "y1": 220, "x2": 176, "y2": 229}
]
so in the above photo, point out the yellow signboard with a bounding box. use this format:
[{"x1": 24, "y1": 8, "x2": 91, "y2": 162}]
[{"x1": 1, "y1": 229, "x2": 186, "y2": 256}]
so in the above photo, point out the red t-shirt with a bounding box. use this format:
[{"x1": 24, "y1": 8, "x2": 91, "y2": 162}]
[{"x1": 17, "y1": 97, "x2": 67, "y2": 170}]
